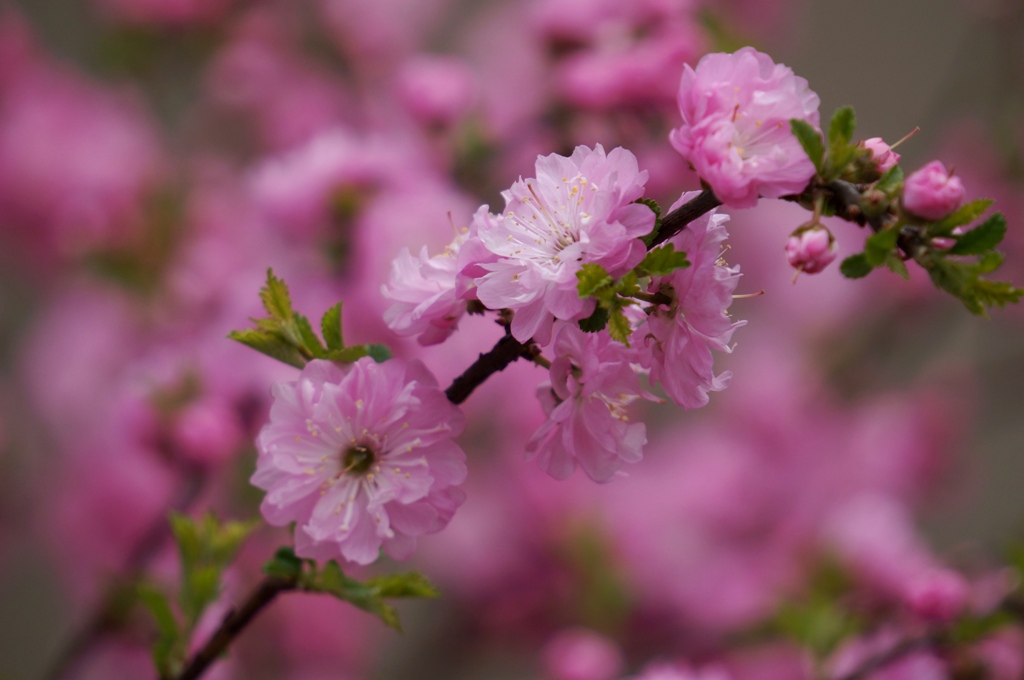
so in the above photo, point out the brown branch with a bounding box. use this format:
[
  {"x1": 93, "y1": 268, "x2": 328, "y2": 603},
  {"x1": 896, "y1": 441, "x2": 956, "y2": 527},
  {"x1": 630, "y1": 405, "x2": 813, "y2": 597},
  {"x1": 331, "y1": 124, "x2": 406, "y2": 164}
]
[
  {"x1": 173, "y1": 575, "x2": 299, "y2": 680},
  {"x1": 650, "y1": 189, "x2": 722, "y2": 247},
  {"x1": 444, "y1": 330, "x2": 536, "y2": 404}
]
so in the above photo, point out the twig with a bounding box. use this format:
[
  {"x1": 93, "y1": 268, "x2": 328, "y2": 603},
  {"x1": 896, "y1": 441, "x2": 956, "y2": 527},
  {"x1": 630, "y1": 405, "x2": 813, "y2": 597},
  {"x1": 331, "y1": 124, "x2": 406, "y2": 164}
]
[
  {"x1": 173, "y1": 575, "x2": 299, "y2": 680},
  {"x1": 41, "y1": 468, "x2": 206, "y2": 680},
  {"x1": 444, "y1": 330, "x2": 536, "y2": 404},
  {"x1": 650, "y1": 189, "x2": 722, "y2": 247}
]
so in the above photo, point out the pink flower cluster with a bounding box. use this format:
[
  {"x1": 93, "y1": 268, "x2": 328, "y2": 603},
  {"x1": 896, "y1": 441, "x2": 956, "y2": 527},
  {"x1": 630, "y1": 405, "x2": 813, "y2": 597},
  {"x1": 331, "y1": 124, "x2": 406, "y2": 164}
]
[
  {"x1": 253, "y1": 357, "x2": 467, "y2": 565},
  {"x1": 669, "y1": 47, "x2": 820, "y2": 208},
  {"x1": 383, "y1": 148, "x2": 744, "y2": 482}
]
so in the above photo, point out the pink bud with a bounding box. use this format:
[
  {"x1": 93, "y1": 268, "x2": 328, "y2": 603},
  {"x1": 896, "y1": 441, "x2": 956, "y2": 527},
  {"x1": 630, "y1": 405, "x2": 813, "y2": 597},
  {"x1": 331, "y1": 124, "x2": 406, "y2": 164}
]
[
  {"x1": 902, "y1": 161, "x2": 965, "y2": 221},
  {"x1": 785, "y1": 225, "x2": 837, "y2": 274},
  {"x1": 861, "y1": 137, "x2": 900, "y2": 173},
  {"x1": 541, "y1": 628, "x2": 624, "y2": 680}
]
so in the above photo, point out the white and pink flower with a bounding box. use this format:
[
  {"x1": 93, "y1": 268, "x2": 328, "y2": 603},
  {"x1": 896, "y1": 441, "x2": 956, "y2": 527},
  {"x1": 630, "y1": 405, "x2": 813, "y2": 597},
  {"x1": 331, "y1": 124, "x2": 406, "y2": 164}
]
[
  {"x1": 638, "y1": 195, "x2": 745, "y2": 409},
  {"x1": 473, "y1": 144, "x2": 655, "y2": 343},
  {"x1": 253, "y1": 357, "x2": 467, "y2": 565},
  {"x1": 526, "y1": 322, "x2": 650, "y2": 482},
  {"x1": 669, "y1": 47, "x2": 820, "y2": 208}
]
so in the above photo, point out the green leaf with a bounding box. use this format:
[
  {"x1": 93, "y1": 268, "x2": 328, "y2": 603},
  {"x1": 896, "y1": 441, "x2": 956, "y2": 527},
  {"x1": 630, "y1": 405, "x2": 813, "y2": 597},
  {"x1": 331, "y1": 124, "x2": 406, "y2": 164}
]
[
  {"x1": 182, "y1": 566, "x2": 221, "y2": 627},
  {"x1": 828, "y1": 106, "x2": 856, "y2": 151},
  {"x1": 293, "y1": 314, "x2": 326, "y2": 358},
  {"x1": 578, "y1": 306, "x2": 609, "y2": 333},
  {"x1": 839, "y1": 253, "x2": 874, "y2": 279},
  {"x1": 874, "y1": 164, "x2": 904, "y2": 196},
  {"x1": 263, "y1": 547, "x2": 304, "y2": 580},
  {"x1": 607, "y1": 307, "x2": 632, "y2": 345},
  {"x1": 259, "y1": 269, "x2": 294, "y2": 321},
  {"x1": 635, "y1": 198, "x2": 662, "y2": 247},
  {"x1": 864, "y1": 228, "x2": 900, "y2": 267},
  {"x1": 930, "y1": 199, "x2": 994, "y2": 235},
  {"x1": 576, "y1": 263, "x2": 613, "y2": 298},
  {"x1": 137, "y1": 585, "x2": 182, "y2": 677},
  {"x1": 974, "y1": 279, "x2": 1024, "y2": 309},
  {"x1": 366, "y1": 344, "x2": 393, "y2": 363},
  {"x1": 364, "y1": 572, "x2": 440, "y2": 599},
  {"x1": 885, "y1": 255, "x2": 910, "y2": 280},
  {"x1": 228, "y1": 329, "x2": 307, "y2": 369},
  {"x1": 305, "y1": 562, "x2": 404, "y2": 631},
  {"x1": 949, "y1": 213, "x2": 1007, "y2": 255},
  {"x1": 637, "y1": 243, "x2": 690, "y2": 277},
  {"x1": 790, "y1": 119, "x2": 824, "y2": 174},
  {"x1": 321, "y1": 303, "x2": 344, "y2": 351}
]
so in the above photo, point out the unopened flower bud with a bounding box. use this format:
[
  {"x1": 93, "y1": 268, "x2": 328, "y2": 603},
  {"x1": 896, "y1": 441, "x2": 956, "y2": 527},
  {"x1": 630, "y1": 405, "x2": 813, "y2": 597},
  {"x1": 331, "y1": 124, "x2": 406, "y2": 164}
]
[
  {"x1": 861, "y1": 137, "x2": 901, "y2": 173},
  {"x1": 902, "y1": 161, "x2": 965, "y2": 221},
  {"x1": 786, "y1": 224, "x2": 837, "y2": 274}
]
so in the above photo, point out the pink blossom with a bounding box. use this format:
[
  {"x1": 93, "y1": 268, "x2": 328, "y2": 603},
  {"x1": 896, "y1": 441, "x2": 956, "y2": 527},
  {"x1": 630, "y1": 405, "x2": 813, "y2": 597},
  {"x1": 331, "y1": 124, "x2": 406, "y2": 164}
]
[
  {"x1": 474, "y1": 144, "x2": 655, "y2": 343},
  {"x1": 542, "y1": 627, "x2": 624, "y2": 680},
  {"x1": 396, "y1": 55, "x2": 477, "y2": 127},
  {"x1": 861, "y1": 137, "x2": 901, "y2": 173},
  {"x1": 253, "y1": 357, "x2": 467, "y2": 565},
  {"x1": 533, "y1": 0, "x2": 705, "y2": 110},
  {"x1": 526, "y1": 322, "x2": 649, "y2": 482},
  {"x1": 638, "y1": 194, "x2": 745, "y2": 409},
  {"x1": 785, "y1": 224, "x2": 837, "y2": 274},
  {"x1": 902, "y1": 160, "x2": 966, "y2": 221},
  {"x1": 669, "y1": 47, "x2": 820, "y2": 208},
  {"x1": 382, "y1": 228, "x2": 471, "y2": 345}
]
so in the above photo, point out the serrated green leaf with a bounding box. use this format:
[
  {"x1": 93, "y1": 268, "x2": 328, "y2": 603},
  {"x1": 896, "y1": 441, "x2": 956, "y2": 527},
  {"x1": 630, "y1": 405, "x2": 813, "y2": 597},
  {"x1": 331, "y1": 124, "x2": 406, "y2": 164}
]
[
  {"x1": 263, "y1": 547, "x2": 304, "y2": 580},
  {"x1": 228, "y1": 329, "x2": 307, "y2": 369},
  {"x1": 930, "y1": 199, "x2": 994, "y2": 235},
  {"x1": 635, "y1": 198, "x2": 662, "y2": 247},
  {"x1": 637, "y1": 243, "x2": 690, "y2": 277},
  {"x1": 839, "y1": 253, "x2": 874, "y2": 279},
  {"x1": 321, "y1": 303, "x2": 344, "y2": 351},
  {"x1": 305, "y1": 562, "x2": 404, "y2": 631},
  {"x1": 874, "y1": 164, "x2": 904, "y2": 196},
  {"x1": 327, "y1": 345, "x2": 370, "y2": 363},
  {"x1": 864, "y1": 228, "x2": 900, "y2": 267},
  {"x1": 949, "y1": 213, "x2": 1007, "y2": 255},
  {"x1": 977, "y1": 250, "x2": 1005, "y2": 274},
  {"x1": 828, "y1": 106, "x2": 856, "y2": 151},
  {"x1": 577, "y1": 263, "x2": 613, "y2": 298},
  {"x1": 886, "y1": 255, "x2": 910, "y2": 279},
  {"x1": 578, "y1": 306, "x2": 609, "y2": 333},
  {"x1": 790, "y1": 119, "x2": 824, "y2": 174},
  {"x1": 974, "y1": 279, "x2": 1024, "y2": 309},
  {"x1": 170, "y1": 513, "x2": 202, "y2": 572},
  {"x1": 182, "y1": 566, "x2": 221, "y2": 627},
  {"x1": 259, "y1": 269, "x2": 294, "y2": 321},
  {"x1": 293, "y1": 313, "x2": 326, "y2": 358},
  {"x1": 366, "y1": 344, "x2": 393, "y2": 363},
  {"x1": 607, "y1": 308, "x2": 631, "y2": 346},
  {"x1": 137, "y1": 584, "x2": 182, "y2": 676},
  {"x1": 364, "y1": 572, "x2": 440, "y2": 599},
  {"x1": 209, "y1": 519, "x2": 259, "y2": 565}
]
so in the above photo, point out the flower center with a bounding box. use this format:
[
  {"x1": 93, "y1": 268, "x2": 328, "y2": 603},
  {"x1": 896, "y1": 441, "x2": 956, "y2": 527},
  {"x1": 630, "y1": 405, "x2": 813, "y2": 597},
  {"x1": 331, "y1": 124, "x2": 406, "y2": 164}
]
[{"x1": 342, "y1": 444, "x2": 376, "y2": 475}]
